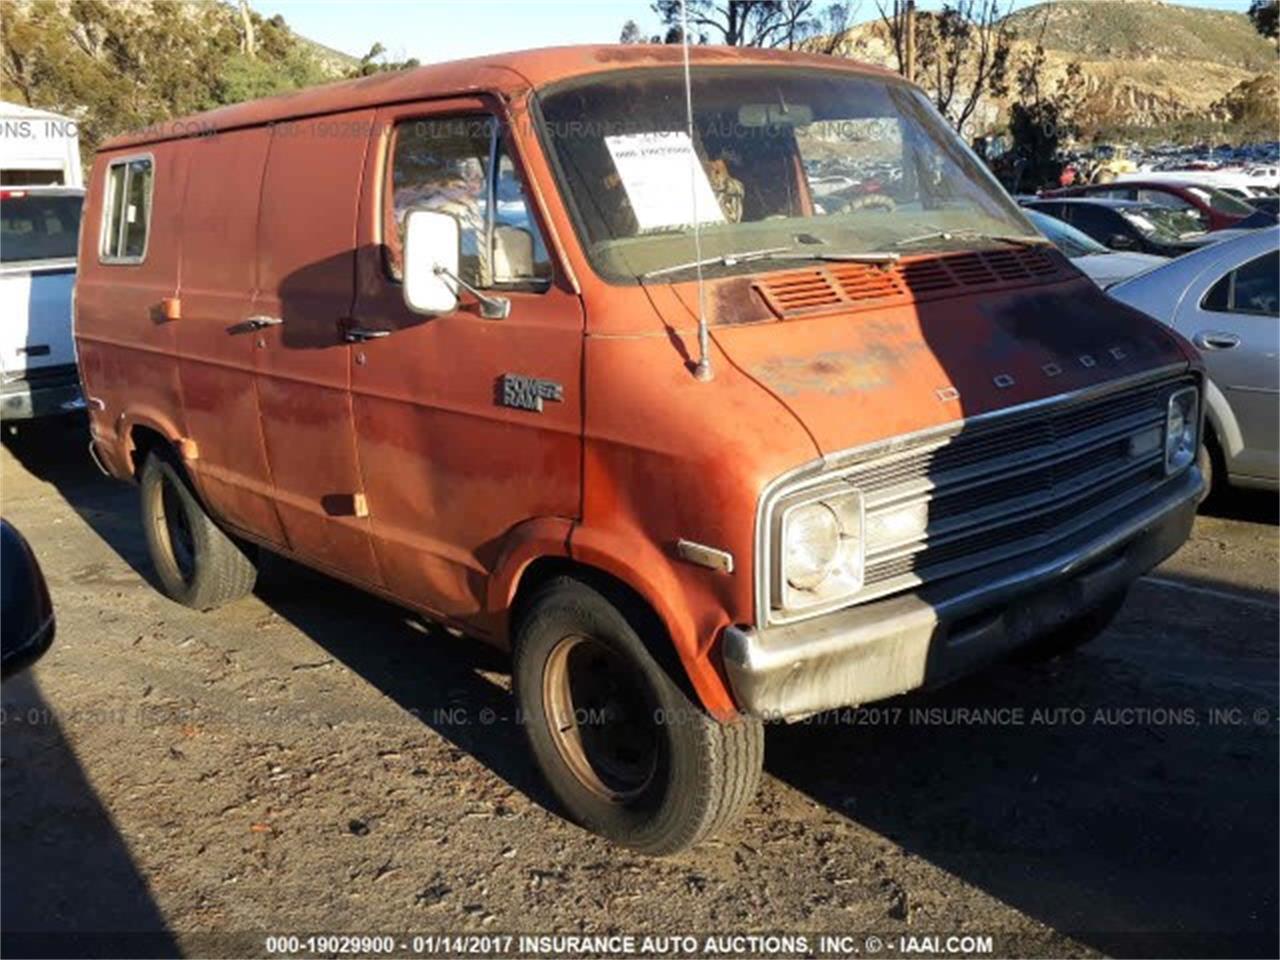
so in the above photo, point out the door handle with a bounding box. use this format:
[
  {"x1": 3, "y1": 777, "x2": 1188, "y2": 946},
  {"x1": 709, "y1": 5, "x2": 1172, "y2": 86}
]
[
  {"x1": 343, "y1": 327, "x2": 390, "y2": 343},
  {"x1": 245, "y1": 315, "x2": 283, "y2": 329},
  {"x1": 1194, "y1": 331, "x2": 1240, "y2": 350}
]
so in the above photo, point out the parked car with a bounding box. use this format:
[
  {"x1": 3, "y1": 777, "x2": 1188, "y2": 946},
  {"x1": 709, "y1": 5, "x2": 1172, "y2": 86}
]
[
  {"x1": 1243, "y1": 195, "x2": 1280, "y2": 217},
  {"x1": 1122, "y1": 169, "x2": 1276, "y2": 200},
  {"x1": 1, "y1": 519, "x2": 55, "y2": 679},
  {"x1": 1023, "y1": 208, "x2": 1164, "y2": 288},
  {"x1": 1216, "y1": 184, "x2": 1275, "y2": 202},
  {"x1": 74, "y1": 46, "x2": 1205, "y2": 853},
  {"x1": 1243, "y1": 165, "x2": 1280, "y2": 189},
  {"x1": 1110, "y1": 227, "x2": 1279, "y2": 496},
  {"x1": 1043, "y1": 179, "x2": 1261, "y2": 232},
  {"x1": 0, "y1": 186, "x2": 85, "y2": 422},
  {"x1": 1024, "y1": 198, "x2": 1228, "y2": 257}
]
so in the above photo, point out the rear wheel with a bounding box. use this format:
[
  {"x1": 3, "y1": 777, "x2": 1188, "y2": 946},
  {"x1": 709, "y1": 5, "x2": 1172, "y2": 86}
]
[
  {"x1": 139, "y1": 451, "x2": 257, "y2": 609},
  {"x1": 1015, "y1": 590, "x2": 1128, "y2": 663},
  {"x1": 513, "y1": 577, "x2": 763, "y2": 855}
]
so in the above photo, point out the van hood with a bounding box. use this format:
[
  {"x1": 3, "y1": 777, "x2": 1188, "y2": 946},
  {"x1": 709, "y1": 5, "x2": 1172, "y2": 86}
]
[{"x1": 664, "y1": 260, "x2": 1190, "y2": 456}]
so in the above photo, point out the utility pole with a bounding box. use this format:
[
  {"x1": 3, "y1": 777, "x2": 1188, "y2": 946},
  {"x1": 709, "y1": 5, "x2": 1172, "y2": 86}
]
[{"x1": 905, "y1": 0, "x2": 916, "y2": 83}]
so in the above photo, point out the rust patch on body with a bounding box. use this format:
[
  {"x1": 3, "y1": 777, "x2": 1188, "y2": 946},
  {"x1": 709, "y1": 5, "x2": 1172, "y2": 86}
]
[{"x1": 750, "y1": 339, "x2": 922, "y2": 396}]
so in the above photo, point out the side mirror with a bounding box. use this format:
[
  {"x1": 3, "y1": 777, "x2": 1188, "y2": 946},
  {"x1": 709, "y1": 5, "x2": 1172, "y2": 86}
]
[
  {"x1": 402, "y1": 208, "x2": 511, "y2": 320},
  {"x1": 1, "y1": 520, "x2": 55, "y2": 680},
  {"x1": 403, "y1": 209, "x2": 461, "y2": 316},
  {"x1": 1108, "y1": 233, "x2": 1136, "y2": 250}
]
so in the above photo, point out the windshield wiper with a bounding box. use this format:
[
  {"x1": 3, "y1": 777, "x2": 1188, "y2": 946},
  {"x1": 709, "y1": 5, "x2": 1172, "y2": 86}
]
[
  {"x1": 640, "y1": 247, "x2": 793, "y2": 279},
  {"x1": 640, "y1": 245, "x2": 898, "y2": 279},
  {"x1": 760, "y1": 250, "x2": 900, "y2": 265},
  {"x1": 892, "y1": 229, "x2": 1048, "y2": 250}
]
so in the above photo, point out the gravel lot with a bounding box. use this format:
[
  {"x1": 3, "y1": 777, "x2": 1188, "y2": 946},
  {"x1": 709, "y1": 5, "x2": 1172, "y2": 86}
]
[{"x1": 2, "y1": 418, "x2": 1276, "y2": 959}]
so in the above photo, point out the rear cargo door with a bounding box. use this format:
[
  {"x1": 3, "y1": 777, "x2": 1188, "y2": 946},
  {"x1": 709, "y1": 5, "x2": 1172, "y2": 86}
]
[
  {"x1": 0, "y1": 262, "x2": 76, "y2": 377},
  {"x1": 0, "y1": 189, "x2": 82, "y2": 382}
]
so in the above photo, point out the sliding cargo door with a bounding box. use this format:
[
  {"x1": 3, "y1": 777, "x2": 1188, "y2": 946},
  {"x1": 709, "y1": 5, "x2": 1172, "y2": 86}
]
[{"x1": 253, "y1": 111, "x2": 381, "y2": 585}]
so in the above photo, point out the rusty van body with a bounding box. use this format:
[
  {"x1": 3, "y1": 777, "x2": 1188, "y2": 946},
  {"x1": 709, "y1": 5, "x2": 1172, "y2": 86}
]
[{"x1": 76, "y1": 45, "x2": 1204, "y2": 853}]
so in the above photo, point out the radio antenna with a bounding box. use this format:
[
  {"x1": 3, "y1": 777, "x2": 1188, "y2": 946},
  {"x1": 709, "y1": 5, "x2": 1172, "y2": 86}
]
[{"x1": 680, "y1": 0, "x2": 713, "y2": 382}]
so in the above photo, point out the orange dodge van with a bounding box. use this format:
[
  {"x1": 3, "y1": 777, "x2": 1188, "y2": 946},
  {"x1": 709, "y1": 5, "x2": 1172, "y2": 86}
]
[{"x1": 76, "y1": 46, "x2": 1205, "y2": 853}]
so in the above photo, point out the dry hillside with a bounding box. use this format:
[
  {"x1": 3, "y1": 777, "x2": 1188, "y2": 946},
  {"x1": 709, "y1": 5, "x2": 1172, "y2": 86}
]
[{"x1": 832, "y1": 0, "x2": 1278, "y2": 136}]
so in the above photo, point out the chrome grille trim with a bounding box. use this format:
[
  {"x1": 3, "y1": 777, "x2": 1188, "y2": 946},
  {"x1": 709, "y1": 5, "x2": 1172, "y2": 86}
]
[
  {"x1": 864, "y1": 438, "x2": 1163, "y2": 561},
  {"x1": 754, "y1": 363, "x2": 1195, "y2": 628}
]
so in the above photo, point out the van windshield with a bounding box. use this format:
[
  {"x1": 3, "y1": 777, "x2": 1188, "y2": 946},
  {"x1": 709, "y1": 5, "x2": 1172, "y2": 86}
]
[{"x1": 537, "y1": 67, "x2": 1039, "y2": 282}]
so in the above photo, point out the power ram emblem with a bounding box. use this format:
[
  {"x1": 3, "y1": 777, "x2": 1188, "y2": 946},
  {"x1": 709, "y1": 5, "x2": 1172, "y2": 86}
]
[{"x1": 500, "y1": 373, "x2": 564, "y2": 413}]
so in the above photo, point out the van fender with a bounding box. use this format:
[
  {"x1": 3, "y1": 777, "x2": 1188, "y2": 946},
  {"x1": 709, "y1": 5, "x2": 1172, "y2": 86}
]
[
  {"x1": 486, "y1": 516, "x2": 576, "y2": 618},
  {"x1": 115, "y1": 406, "x2": 188, "y2": 477},
  {"x1": 565, "y1": 526, "x2": 739, "y2": 721}
]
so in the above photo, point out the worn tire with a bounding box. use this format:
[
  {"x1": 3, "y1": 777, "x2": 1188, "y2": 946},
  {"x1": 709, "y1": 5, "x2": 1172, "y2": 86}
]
[
  {"x1": 1014, "y1": 590, "x2": 1128, "y2": 663},
  {"x1": 1196, "y1": 443, "x2": 1214, "y2": 506},
  {"x1": 513, "y1": 576, "x2": 763, "y2": 855},
  {"x1": 1196, "y1": 434, "x2": 1226, "y2": 508},
  {"x1": 139, "y1": 451, "x2": 257, "y2": 610}
]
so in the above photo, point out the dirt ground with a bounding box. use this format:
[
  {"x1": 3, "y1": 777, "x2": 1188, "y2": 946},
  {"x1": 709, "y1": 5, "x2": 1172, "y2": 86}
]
[{"x1": 1, "y1": 417, "x2": 1276, "y2": 959}]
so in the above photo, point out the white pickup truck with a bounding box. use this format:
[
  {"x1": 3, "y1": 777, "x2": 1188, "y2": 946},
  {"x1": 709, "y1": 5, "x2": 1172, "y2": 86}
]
[{"x1": 1, "y1": 187, "x2": 84, "y2": 422}]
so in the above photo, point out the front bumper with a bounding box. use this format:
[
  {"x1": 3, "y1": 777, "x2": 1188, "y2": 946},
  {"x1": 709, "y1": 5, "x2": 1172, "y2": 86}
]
[
  {"x1": 1, "y1": 376, "x2": 83, "y2": 421},
  {"x1": 723, "y1": 466, "x2": 1203, "y2": 720}
]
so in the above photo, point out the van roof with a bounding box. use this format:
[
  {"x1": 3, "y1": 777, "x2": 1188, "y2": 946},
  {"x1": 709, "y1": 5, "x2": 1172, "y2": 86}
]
[{"x1": 99, "y1": 44, "x2": 899, "y2": 151}]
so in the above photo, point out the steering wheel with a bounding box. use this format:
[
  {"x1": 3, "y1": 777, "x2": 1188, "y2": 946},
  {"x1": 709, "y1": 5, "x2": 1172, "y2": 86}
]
[{"x1": 849, "y1": 193, "x2": 897, "y2": 213}]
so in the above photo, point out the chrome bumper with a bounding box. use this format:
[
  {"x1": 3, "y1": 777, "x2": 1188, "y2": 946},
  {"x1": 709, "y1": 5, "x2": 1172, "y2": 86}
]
[
  {"x1": 723, "y1": 467, "x2": 1203, "y2": 720},
  {"x1": 1, "y1": 377, "x2": 82, "y2": 421}
]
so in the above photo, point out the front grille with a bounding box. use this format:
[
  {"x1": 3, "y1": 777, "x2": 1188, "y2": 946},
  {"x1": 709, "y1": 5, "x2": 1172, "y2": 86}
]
[{"x1": 838, "y1": 376, "x2": 1190, "y2": 606}]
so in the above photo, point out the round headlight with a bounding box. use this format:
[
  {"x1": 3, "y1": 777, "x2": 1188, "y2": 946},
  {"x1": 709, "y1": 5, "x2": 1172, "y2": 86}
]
[{"x1": 784, "y1": 502, "x2": 840, "y2": 591}]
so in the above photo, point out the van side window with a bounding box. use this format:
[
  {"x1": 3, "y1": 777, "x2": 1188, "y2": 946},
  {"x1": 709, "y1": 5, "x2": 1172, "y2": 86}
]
[
  {"x1": 384, "y1": 116, "x2": 551, "y2": 289},
  {"x1": 101, "y1": 157, "x2": 153, "y2": 261}
]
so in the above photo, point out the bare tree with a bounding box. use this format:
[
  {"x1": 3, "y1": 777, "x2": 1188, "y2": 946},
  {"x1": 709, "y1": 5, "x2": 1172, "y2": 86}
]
[
  {"x1": 238, "y1": 0, "x2": 256, "y2": 58},
  {"x1": 1003, "y1": 10, "x2": 1080, "y2": 191},
  {"x1": 811, "y1": 2, "x2": 861, "y2": 55},
  {"x1": 649, "y1": 0, "x2": 852, "y2": 50},
  {"x1": 876, "y1": 0, "x2": 910, "y2": 77},
  {"x1": 876, "y1": 0, "x2": 1014, "y2": 134}
]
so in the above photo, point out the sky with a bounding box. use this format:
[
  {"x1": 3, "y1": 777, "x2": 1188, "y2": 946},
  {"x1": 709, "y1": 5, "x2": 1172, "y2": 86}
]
[{"x1": 253, "y1": 0, "x2": 1256, "y2": 65}]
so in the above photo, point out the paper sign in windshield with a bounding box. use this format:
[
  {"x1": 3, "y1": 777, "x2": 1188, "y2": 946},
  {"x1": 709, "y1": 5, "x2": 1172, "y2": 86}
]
[{"x1": 605, "y1": 132, "x2": 725, "y2": 233}]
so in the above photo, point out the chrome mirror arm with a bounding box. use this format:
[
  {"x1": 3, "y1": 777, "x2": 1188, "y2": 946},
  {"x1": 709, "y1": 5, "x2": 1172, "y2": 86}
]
[{"x1": 432, "y1": 265, "x2": 510, "y2": 320}]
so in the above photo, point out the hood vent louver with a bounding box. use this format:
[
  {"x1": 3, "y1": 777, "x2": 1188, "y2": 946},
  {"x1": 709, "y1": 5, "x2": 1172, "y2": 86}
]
[{"x1": 754, "y1": 247, "x2": 1066, "y2": 319}]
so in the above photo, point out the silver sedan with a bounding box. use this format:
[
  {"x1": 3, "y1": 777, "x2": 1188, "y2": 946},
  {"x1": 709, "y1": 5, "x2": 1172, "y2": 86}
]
[{"x1": 1109, "y1": 227, "x2": 1279, "y2": 495}]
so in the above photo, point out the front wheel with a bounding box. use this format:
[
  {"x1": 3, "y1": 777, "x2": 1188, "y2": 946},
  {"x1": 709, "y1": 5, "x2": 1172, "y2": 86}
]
[
  {"x1": 139, "y1": 451, "x2": 257, "y2": 610},
  {"x1": 513, "y1": 577, "x2": 763, "y2": 855},
  {"x1": 1196, "y1": 438, "x2": 1226, "y2": 507}
]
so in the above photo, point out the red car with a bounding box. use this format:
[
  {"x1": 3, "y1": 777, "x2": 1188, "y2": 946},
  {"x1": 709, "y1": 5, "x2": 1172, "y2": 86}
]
[{"x1": 1041, "y1": 179, "x2": 1257, "y2": 231}]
